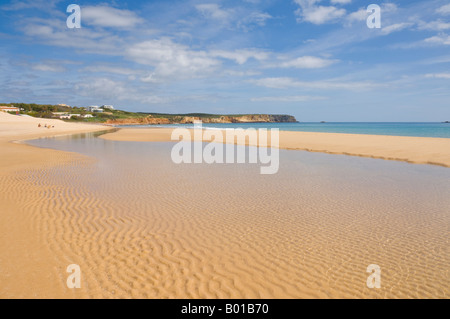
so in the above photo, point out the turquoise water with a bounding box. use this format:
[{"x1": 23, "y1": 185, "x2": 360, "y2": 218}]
[{"x1": 122, "y1": 122, "x2": 450, "y2": 138}]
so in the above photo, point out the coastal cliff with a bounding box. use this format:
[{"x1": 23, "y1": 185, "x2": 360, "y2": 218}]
[{"x1": 106, "y1": 114, "x2": 297, "y2": 125}]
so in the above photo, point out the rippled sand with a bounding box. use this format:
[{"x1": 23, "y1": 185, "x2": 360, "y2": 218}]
[{"x1": 1, "y1": 133, "x2": 448, "y2": 299}]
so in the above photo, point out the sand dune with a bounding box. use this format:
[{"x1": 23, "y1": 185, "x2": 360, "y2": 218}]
[{"x1": 100, "y1": 128, "x2": 450, "y2": 167}]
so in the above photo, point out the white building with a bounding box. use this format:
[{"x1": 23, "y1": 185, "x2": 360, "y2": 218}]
[
  {"x1": 0, "y1": 106, "x2": 21, "y2": 113},
  {"x1": 86, "y1": 106, "x2": 100, "y2": 112},
  {"x1": 102, "y1": 105, "x2": 114, "y2": 110},
  {"x1": 58, "y1": 114, "x2": 80, "y2": 119},
  {"x1": 81, "y1": 114, "x2": 94, "y2": 118}
]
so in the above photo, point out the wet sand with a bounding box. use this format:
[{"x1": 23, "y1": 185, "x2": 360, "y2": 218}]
[
  {"x1": 1, "y1": 113, "x2": 449, "y2": 298},
  {"x1": 100, "y1": 128, "x2": 450, "y2": 167}
]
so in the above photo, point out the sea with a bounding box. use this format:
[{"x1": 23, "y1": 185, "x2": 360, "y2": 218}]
[{"x1": 118, "y1": 122, "x2": 450, "y2": 138}]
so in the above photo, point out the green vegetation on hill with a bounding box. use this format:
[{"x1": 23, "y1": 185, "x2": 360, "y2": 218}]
[
  {"x1": 1, "y1": 103, "x2": 297, "y2": 124},
  {"x1": 1, "y1": 103, "x2": 126, "y2": 121}
]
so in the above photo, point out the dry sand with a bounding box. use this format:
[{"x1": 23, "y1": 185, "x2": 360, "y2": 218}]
[
  {"x1": 101, "y1": 128, "x2": 450, "y2": 167},
  {"x1": 1, "y1": 113, "x2": 449, "y2": 299}
]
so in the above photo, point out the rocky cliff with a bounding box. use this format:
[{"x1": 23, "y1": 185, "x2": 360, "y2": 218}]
[
  {"x1": 106, "y1": 114, "x2": 297, "y2": 125},
  {"x1": 105, "y1": 117, "x2": 172, "y2": 125}
]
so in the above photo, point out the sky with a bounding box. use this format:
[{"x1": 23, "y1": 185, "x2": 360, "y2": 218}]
[{"x1": 0, "y1": 0, "x2": 449, "y2": 121}]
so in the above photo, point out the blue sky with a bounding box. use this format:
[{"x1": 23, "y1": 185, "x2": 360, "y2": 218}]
[{"x1": 0, "y1": 0, "x2": 449, "y2": 121}]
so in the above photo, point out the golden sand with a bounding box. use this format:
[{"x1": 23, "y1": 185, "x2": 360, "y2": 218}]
[
  {"x1": 0, "y1": 112, "x2": 109, "y2": 298},
  {"x1": 1, "y1": 113, "x2": 449, "y2": 298},
  {"x1": 100, "y1": 128, "x2": 450, "y2": 167}
]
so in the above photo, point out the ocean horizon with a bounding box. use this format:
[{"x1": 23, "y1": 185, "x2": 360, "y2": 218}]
[{"x1": 118, "y1": 122, "x2": 450, "y2": 139}]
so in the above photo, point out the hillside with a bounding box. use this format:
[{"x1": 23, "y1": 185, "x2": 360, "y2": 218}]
[
  {"x1": 0, "y1": 103, "x2": 297, "y2": 124},
  {"x1": 105, "y1": 114, "x2": 297, "y2": 125}
]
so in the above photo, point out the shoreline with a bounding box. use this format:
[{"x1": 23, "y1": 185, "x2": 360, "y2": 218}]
[
  {"x1": 0, "y1": 113, "x2": 113, "y2": 172},
  {"x1": 100, "y1": 128, "x2": 450, "y2": 168}
]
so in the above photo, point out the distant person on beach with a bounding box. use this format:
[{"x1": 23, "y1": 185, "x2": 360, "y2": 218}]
[{"x1": 38, "y1": 123, "x2": 41, "y2": 127}]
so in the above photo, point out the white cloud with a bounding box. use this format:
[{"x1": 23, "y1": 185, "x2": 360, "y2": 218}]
[
  {"x1": 426, "y1": 73, "x2": 450, "y2": 79},
  {"x1": 75, "y1": 78, "x2": 129, "y2": 100},
  {"x1": 294, "y1": 0, "x2": 346, "y2": 24},
  {"x1": 279, "y1": 56, "x2": 337, "y2": 69},
  {"x1": 126, "y1": 39, "x2": 220, "y2": 81},
  {"x1": 20, "y1": 59, "x2": 80, "y2": 73},
  {"x1": 32, "y1": 63, "x2": 66, "y2": 72},
  {"x1": 383, "y1": 3, "x2": 398, "y2": 13},
  {"x1": 21, "y1": 19, "x2": 121, "y2": 53},
  {"x1": 294, "y1": 0, "x2": 320, "y2": 6},
  {"x1": 140, "y1": 73, "x2": 158, "y2": 83},
  {"x1": 1, "y1": 0, "x2": 59, "y2": 11},
  {"x1": 251, "y1": 77, "x2": 379, "y2": 90},
  {"x1": 74, "y1": 77, "x2": 202, "y2": 104},
  {"x1": 238, "y1": 11, "x2": 272, "y2": 30},
  {"x1": 196, "y1": 3, "x2": 232, "y2": 21},
  {"x1": 437, "y1": 4, "x2": 450, "y2": 15},
  {"x1": 82, "y1": 65, "x2": 142, "y2": 76},
  {"x1": 83, "y1": 6, "x2": 144, "y2": 28},
  {"x1": 243, "y1": 12, "x2": 272, "y2": 26},
  {"x1": 330, "y1": 0, "x2": 351, "y2": 4},
  {"x1": 195, "y1": 4, "x2": 271, "y2": 30},
  {"x1": 224, "y1": 70, "x2": 261, "y2": 77},
  {"x1": 381, "y1": 23, "x2": 412, "y2": 35},
  {"x1": 418, "y1": 20, "x2": 450, "y2": 31},
  {"x1": 127, "y1": 41, "x2": 270, "y2": 82},
  {"x1": 425, "y1": 34, "x2": 450, "y2": 45},
  {"x1": 251, "y1": 95, "x2": 327, "y2": 102},
  {"x1": 421, "y1": 55, "x2": 450, "y2": 64},
  {"x1": 347, "y1": 8, "x2": 367, "y2": 22},
  {"x1": 299, "y1": 6, "x2": 346, "y2": 24},
  {"x1": 210, "y1": 49, "x2": 268, "y2": 64}
]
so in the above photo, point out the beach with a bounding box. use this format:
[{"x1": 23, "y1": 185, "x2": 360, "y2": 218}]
[
  {"x1": 1, "y1": 113, "x2": 449, "y2": 298},
  {"x1": 101, "y1": 127, "x2": 450, "y2": 168},
  {"x1": 0, "y1": 112, "x2": 109, "y2": 298}
]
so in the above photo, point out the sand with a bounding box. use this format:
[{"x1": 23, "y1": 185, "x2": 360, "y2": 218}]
[
  {"x1": 100, "y1": 128, "x2": 450, "y2": 168},
  {"x1": 0, "y1": 112, "x2": 110, "y2": 298},
  {"x1": 1, "y1": 113, "x2": 449, "y2": 299}
]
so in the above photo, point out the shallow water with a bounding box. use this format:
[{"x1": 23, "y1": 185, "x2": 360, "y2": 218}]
[{"x1": 25, "y1": 133, "x2": 450, "y2": 298}]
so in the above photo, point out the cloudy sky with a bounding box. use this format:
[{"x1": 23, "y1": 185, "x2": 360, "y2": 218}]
[{"x1": 0, "y1": 0, "x2": 449, "y2": 121}]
